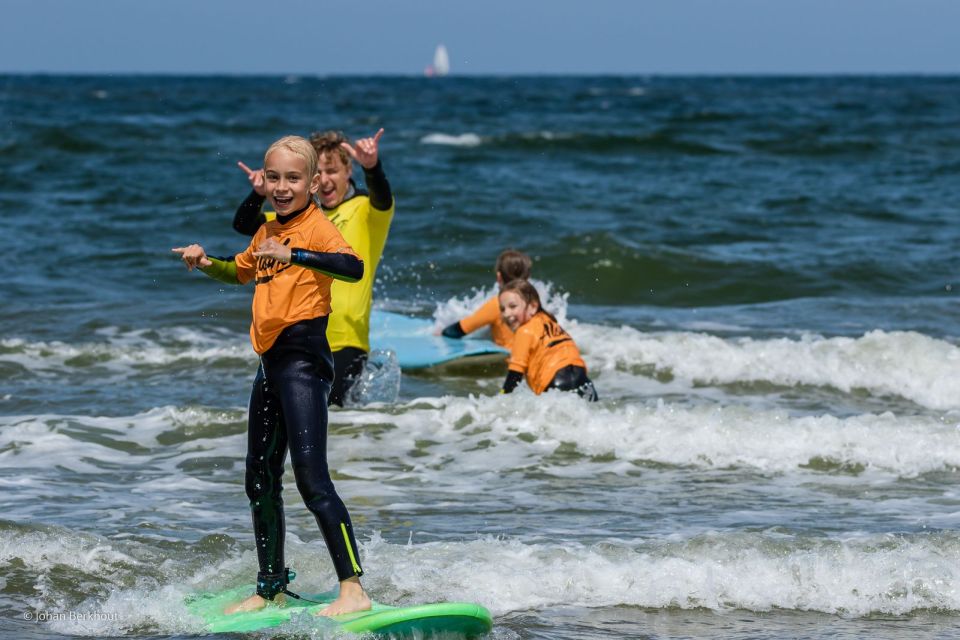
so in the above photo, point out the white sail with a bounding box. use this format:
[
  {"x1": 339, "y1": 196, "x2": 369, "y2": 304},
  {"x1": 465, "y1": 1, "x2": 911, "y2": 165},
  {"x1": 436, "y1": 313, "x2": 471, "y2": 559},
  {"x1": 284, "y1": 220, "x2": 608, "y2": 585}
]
[{"x1": 433, "y1": 44, "x2": 450, "y2": 76}]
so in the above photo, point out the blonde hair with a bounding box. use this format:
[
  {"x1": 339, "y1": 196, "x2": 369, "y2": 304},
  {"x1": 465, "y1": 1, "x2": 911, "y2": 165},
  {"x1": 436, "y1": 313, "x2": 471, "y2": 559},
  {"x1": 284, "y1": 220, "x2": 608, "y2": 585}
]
[{"x1": 264, "y1": 135, "x2": 318, "y2": 179}]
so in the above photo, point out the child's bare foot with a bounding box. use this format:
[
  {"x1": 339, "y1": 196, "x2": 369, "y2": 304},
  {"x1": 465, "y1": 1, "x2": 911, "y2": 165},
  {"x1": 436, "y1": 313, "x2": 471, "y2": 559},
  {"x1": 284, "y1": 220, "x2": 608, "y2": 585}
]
[
  {"x1": 224, "y1": 592, "x2": 284, "y2": 614},
  {"x1": 316, "y1": 577, "x2": 371, "y2": 617}
]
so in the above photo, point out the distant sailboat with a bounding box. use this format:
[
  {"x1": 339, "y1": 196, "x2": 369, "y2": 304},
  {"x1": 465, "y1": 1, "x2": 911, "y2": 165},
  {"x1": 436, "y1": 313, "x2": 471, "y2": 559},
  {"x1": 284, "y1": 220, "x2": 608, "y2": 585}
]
[{"x1": 424, "y1": 44, "x2": 450, "y2": 77}]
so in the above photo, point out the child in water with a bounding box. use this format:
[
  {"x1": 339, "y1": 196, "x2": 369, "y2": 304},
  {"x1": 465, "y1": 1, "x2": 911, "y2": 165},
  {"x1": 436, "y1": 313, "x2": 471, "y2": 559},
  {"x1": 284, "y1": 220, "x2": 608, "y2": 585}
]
[
  {"x1": 440, "y1": 249, "x2": 532, "y2": 349},
  {"x1": 499, "y1": 279, "x2": 598, "y2": 401},
  {"x1": 172, "y1": 136, "x2": 371, "y2": 617}
]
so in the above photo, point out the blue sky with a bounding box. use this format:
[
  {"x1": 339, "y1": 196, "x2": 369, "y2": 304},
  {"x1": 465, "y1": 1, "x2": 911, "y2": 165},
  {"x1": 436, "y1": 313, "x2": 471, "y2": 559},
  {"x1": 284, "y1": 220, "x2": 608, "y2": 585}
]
[{"x1": 3, "y1": 0, "x2": 959, "y2": 75}]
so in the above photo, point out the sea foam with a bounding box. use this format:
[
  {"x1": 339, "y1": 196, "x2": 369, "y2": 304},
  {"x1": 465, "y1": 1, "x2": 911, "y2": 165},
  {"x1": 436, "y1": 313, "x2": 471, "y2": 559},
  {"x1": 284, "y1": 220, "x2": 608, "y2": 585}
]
[
  {"x1": 575, "y1": 325, "x2": 960, "y2": 410},
  {"x1": 11, "y1": 525, "x2": 960, "y2": 635},
  {"x1": 431, "y1": 281, "x2": 570, "y2": 332},
  {"x1": 420, "y1": 133, "x2": 483, "y2": 147},
  {"x1": 335, "y1": 394, "x2": 960, "y2": 478}
]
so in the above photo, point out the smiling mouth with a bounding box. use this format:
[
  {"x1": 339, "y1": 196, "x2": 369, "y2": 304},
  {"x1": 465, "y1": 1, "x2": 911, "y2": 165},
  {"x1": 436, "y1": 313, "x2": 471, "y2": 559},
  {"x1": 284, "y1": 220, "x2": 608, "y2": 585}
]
[{"x1": 274, "y1": 195, "x2": 293, "y2": 207}]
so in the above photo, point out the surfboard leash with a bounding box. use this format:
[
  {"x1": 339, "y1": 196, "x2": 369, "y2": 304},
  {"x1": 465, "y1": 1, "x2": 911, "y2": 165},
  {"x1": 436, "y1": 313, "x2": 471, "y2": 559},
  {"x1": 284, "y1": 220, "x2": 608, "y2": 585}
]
[
  {"x1": 280, "y1": 588, "x2": 324, "y2": 605},
  {"x1": 257, "y1": 568, "x2": 326, "y2": 606}
]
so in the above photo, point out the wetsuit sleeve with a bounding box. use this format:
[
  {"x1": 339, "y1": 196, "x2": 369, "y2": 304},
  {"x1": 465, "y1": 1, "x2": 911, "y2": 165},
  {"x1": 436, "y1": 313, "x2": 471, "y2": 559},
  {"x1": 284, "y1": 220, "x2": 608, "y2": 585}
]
[
  {"x1": 290, "y1": 248, "x2": 364, "y2": 283},
  {"x1": 233, "y1": 190, "x2": 267, "y2": 236},
  {"x1": 441, "y1": 322, "x2": 467, "y2": 339},
  {"x1": 200, "y1": 256, "x2": 240, "y2": 284},
  {"x1": 363, "y1": 161, "x2": 393, "y2": 212},
  {"x1": 501, "y1": 370, "x2": 523, "y2": 394},
  {"x1": 460, "y1": 296, "x2": 501, "y2": 335}
]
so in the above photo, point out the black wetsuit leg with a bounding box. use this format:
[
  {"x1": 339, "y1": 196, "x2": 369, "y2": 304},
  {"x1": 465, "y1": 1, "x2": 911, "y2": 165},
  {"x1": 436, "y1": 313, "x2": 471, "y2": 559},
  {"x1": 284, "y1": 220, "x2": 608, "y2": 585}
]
[
  {"x1": 547, "y1": 365, "x2": 599, "y2": 402},
  {"x1": 328, "y1": 347, "x2": 368, "y2": 407},
  {"x1": 246, "y1": 361, "x2": 288, "y2": 588},
  {"x1": 245, "y1": 317, "x2": 364, "y2": 587}
]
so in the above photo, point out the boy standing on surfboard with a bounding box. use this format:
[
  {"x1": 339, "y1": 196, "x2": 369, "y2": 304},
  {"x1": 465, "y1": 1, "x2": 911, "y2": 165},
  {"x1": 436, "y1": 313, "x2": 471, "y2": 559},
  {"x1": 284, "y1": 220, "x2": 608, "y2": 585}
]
[
  {"x1": 173, "y1": 136, "x2": 371, "y2": 617},
  {"x1": 439, "y1": 249, "x2": 533, "y2": 349},
  {"x1": 235, "y1": 129, "x2": 394, "y2": 407}
]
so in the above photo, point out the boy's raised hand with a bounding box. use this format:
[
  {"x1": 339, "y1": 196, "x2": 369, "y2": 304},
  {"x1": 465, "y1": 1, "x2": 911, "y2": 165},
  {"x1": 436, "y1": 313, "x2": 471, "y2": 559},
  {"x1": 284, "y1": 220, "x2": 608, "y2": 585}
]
[
  {"x1": 253, "y1": 237, "x2": 292, "y2": 264},
  {"x1": 172, "y1": 244, "x2": 212, "y2": 270},
  {"x1": 341, "y1": 128, "x2": 384, "y2": 170},
  {"x1": 238, "y1": 161, "x2": 266, "y2": 195}
]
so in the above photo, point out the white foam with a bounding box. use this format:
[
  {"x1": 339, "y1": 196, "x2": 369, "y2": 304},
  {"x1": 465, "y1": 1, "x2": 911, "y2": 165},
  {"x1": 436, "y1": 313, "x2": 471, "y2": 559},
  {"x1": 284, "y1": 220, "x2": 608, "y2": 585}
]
[
  {"x1": 0, "y1": 325, "x2": 252, "y2": 375},
  {"x1": 5, "y1": 526, "x2": 198, "y2": 636},
  {"x1": 575, "y1": 326, "x2": 960, "y2": 410},
  {"x1": 14, "y1": 524, "x2": 960, "y2": 634},
  {"x1": 4, "y1": 395, "x2": 957, "y2": 490},
  {"x1": 331, "y1": 394, "x2": 960, "y2": 478},
  {"x1": 431, "y1": 280, "x2": 570, "y2": 332},
  {"x1": 0, "y1": 406, "x2": 245, "y2": 475},
  {"x1": 0, "y1": 525, "x2": 138, "y2": 569},
  {"x1": 0, "y1": 418, "x2": 130, "y2": 473},
  {"x1": 420, "y1": 132, "x2": 483, "y2": 147},
  {"x1": 360, "y1": 531, "x2": 960, "y2": 617}
]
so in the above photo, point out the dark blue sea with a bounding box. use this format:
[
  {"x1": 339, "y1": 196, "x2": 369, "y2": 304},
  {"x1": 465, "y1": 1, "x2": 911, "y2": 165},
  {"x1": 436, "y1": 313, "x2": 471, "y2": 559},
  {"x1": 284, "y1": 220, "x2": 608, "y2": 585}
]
[{"x1": 1, "y1": 74, "x2": 960, "y2": 639}]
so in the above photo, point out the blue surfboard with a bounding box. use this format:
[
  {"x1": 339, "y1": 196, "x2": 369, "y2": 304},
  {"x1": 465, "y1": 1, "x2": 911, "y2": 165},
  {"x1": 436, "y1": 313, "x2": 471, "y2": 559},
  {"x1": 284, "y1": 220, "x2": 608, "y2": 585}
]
[{"x1": 369, "y1": 310, "x2": 508, "y2": 370}]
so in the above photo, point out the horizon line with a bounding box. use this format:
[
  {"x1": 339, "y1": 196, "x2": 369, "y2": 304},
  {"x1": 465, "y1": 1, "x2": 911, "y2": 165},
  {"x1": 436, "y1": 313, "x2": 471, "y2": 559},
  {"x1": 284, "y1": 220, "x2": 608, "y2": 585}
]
[{"x1": 2, "y1": 70, "x2": 959, "y2": 78}]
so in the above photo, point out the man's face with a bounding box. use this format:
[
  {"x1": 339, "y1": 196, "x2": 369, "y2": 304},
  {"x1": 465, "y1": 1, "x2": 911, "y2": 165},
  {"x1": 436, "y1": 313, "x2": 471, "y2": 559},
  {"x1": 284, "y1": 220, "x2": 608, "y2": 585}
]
[{"x1": 316, "y1": 151, "x2": 351, "y2": 209}]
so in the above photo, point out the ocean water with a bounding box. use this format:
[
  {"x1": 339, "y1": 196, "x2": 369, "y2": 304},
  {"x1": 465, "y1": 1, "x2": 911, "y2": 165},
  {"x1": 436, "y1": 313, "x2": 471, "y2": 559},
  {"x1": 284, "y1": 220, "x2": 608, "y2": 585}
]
[{"x1": 1, "y1": 74, "x2": 960, "y2": 639}]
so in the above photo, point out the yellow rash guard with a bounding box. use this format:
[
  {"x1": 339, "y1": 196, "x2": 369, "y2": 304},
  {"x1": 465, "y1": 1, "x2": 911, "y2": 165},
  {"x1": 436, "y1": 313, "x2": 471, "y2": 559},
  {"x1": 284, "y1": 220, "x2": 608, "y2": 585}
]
[{"x1": 322, "y1": 193, "x2": 394, "y2": 352}]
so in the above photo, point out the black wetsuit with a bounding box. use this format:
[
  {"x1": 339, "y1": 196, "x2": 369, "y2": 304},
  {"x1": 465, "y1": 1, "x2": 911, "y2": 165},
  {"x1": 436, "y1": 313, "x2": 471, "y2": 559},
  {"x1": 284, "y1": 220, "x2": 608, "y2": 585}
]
[
  {"x1": 546, "y1": 365, "x2": 599, "y2": 401},
  {"x1": 247, "y1": 315, "x2": 364, "y2": 597},
  {"x1": 502, "y1": 365, "x2": 599, "y2": 402}
]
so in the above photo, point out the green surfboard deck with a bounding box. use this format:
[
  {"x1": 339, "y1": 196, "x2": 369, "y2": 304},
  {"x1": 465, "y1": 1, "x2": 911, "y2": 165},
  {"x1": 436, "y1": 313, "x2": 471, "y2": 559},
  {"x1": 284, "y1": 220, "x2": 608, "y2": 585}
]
[{"x1": 185, "y1": 585, "x2": 493, "y2": 637}]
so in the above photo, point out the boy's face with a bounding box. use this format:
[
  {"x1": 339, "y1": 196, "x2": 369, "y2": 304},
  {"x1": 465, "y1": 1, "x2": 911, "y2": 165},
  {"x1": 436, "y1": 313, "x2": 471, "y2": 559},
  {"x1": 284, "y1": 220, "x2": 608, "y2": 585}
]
[
  {"x1": 263, "y1": 148, "x2": 320, "y2": 215},
  {"x1": 499, "y1": 290, "x2": 538, "y2": 332},
  {"x1": 316, "y1": 151, "x2": 351, "y2": 209}
]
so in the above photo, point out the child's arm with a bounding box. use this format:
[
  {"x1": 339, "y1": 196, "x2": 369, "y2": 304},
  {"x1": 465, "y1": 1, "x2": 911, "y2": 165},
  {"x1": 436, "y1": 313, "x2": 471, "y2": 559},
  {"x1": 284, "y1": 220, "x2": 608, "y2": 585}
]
[
  {"x1": 501, "y1": 328, "x2": 533, "y2": 394},
  {"x1": 441, "y1": 322, "x2": 467, "y2": 339},
  {"x1": 233, "y1": 162, "x2": 268, "y2": 236},
  {"x1": 291, "y1": 248, "x2": 363, "y2": 282},
  {"x1": 202, "y1": 256, "x2": 241, "y2": 284},
  {"x1": 172, "y1": 244, "x2": 242, "y2": 284},
  {"x1": 253, "y1": 238, "x2": 364, "y2": 283},
  {"x1": 443, "y1": 296, "x2": 501, "y2": 339},
  {"x1": 501, "y1": 370, "x2": 523, "y2": 394}
]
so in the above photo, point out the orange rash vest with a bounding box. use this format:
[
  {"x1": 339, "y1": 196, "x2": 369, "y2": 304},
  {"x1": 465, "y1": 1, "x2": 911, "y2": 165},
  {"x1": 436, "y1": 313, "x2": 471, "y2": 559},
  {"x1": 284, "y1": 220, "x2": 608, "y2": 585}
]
[
  {"x1": 507, "y1": 311, "x2": 586, "y2": 395},
  {"x1": 234, "y1": 203, "x2": 359, "y2": 354},
  {"x1": 460, "y1": 295, "x2": 515, "y2": 349}
]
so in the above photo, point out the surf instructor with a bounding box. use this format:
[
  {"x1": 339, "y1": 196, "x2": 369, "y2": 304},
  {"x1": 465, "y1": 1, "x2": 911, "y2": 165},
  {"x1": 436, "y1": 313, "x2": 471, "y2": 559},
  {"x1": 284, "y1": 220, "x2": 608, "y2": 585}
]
[{"x1": 234, "y1": 128, "x2": 395, "y2": 406}]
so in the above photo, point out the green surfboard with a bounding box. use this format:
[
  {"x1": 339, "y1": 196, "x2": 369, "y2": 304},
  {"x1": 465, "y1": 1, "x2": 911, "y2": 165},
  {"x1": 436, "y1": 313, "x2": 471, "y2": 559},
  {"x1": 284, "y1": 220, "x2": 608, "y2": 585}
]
[{"x1": 185, "y1": 585, "x2": 493, "y2": 637}]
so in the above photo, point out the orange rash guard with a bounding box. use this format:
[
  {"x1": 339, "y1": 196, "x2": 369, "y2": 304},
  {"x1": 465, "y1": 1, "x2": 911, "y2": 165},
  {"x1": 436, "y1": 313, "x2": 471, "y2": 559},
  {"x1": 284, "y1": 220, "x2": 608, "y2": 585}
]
[
  {"x1": 460, "y1": 295, "x2": 515, "y2": 349},
  {"x1": 234, "y1": 203, "x2": 359, "y2": 354},
  {"x1": 506, "y1": 311, "x2": 586, "y2": 394}
]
